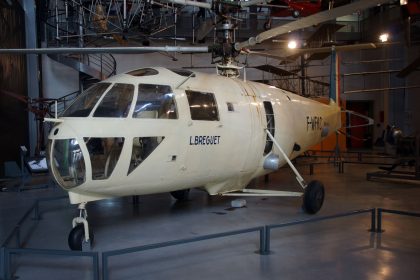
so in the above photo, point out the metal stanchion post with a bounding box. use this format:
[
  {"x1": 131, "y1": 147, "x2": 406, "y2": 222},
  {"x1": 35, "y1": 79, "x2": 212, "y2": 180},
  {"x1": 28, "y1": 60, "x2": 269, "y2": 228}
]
[
  {"x1": 15, "y1": 227, "x2": 20, "y2": 248},
  {"x1": 369, "y1": 208, "x2": 376, "y2": 232},
  {"x1": 102, "y1": 254, "x2": 109, "y2": 280},
  {"x1": 4, "y1": 249, "x2": 9, "y2": 280},
  {"x1": 258, "y1": 227, "x2": 269, "y2": 255},
  {"x1": 264, "y1": 227, "x2": 271, "y2": 255},
  {"x1": 92, "y1": 253, "x2": 99, "y2": 280},
  {"x1": 377, "y1": 208, "x2": 383, "y2": 233},
  {"x1": 1, "y1": 247, "x2": 5, "y2": 280},
  {"x1": 33, "y1": 201, "x2": 40, "y2": 220}
]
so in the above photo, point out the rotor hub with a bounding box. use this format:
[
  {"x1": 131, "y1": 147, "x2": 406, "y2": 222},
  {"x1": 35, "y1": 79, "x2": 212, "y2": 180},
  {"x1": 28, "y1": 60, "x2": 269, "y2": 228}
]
[{"x1": 216, "y1": 63, "x2": 242, "y2": 78}]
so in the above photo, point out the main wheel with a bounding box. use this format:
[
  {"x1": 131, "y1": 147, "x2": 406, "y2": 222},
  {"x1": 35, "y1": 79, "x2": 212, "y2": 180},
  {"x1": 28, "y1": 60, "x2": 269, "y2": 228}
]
[
  {"x1": 170, "y1": 189, "x2": 190, "y2": 201},
  {"x1": 303, "y1": 180, "x2": 325, "y2": 214},
  {"x1": 263, "y1": 21, "x2": 271, "y2": 30},
  {"x1": 68, "y1": 224, "x2": 94, "y2": 251}
]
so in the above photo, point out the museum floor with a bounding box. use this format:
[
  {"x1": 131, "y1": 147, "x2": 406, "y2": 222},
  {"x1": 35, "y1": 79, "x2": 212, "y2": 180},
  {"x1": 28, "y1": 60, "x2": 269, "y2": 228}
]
[{"x1": 1, "y1": 156, "x2": 420, "y2": 280}]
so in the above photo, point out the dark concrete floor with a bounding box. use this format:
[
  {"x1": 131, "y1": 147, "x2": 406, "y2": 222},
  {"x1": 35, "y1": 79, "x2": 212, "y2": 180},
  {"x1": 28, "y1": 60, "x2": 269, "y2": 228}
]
[{"x1": 1, "y1": 155, "x2": 420, "y2": 280}]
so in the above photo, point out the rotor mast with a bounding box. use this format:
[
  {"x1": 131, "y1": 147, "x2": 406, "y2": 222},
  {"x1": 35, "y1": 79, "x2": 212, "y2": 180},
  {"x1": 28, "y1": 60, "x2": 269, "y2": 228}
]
[{"x1": 214, "y1": 17, "x2": 242, "y2": 77}]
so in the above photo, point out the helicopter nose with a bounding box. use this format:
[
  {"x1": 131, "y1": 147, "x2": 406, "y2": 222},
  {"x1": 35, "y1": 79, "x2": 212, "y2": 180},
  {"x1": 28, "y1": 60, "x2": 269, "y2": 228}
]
[{"x1": 49, "y1": 138, "x2": 86, "y2": 190}]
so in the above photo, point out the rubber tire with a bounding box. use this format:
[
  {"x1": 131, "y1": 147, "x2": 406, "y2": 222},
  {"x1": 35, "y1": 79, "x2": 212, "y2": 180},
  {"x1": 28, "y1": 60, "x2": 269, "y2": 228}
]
[
  {"x1": 303, "y1": 180, "x2": 325, "y2": 214},
  {"x1": 68, "y1": 224, "x2": 94, "y2": 251},
  {"x1": 170, "y1": 189, "x2": 190, "y2": 201},
  {"x1": 292, "y1": 10, "x2": 300, "y2": 18}
]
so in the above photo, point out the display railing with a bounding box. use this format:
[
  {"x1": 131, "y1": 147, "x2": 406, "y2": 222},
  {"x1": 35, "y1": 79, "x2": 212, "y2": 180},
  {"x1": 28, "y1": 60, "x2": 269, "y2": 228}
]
[
  {"x1": 3, "y1": 248, "x2": 99, "y2": 280},
  {"x1": 1, "y1": 196, "x2": 68, "y2": 249},
  {"x1": 264, "y1": 208, "x2": 376, "y2": 253},
  {"x1": 1, "y1": 196, "x2": 420, "y2": 280}
]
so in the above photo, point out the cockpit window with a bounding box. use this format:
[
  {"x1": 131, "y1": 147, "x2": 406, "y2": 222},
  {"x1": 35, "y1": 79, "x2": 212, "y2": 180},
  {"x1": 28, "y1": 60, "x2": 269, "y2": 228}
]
[
  {"x1": 168, "y1": 68, "x2": 196, "y2": 77},
  {"x1": 62, "y1": 83, "x2": 111, "y2": 117},
  {"x1": 186, "y1": 90, "x2": 219, "y2": 121},
  {"x1": 128, "y1": 137, "x2": 164, "y2": 175},
  {"x1": 133, "y1": 84, "x2": 178, "y2": 119},
  {"x1": 51, "y1": 139, "x2": 86, "y2": 189},
  {"x1": 126, "y1": 68, "x2": 159, "y2": 76},
  {"x1": 93, "y1": 83, "x2": 134, "y2": 118},
  {"x1": 84, "y1": 137, "x2": 124, "y2": 180}
]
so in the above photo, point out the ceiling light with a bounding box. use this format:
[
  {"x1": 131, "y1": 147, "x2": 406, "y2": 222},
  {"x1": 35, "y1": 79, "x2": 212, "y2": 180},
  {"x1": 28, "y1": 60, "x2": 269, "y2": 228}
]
[
  {"x1": 379, "y1": 33, "x2": 389, "y2": 43},
  {"x1": 288, "y1": 40, "x2": 298, "y2": 49}
]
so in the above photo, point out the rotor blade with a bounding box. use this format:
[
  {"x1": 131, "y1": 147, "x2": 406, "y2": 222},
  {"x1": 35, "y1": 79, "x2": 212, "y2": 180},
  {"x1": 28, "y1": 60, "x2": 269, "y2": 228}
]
[
  {"x1": 161, "y1": 0, "x2": 211, "y2": 9},
  {"x1": 257, "y1": 4, "x2": 288, "y2": 8},
  {"x1": 162, "y1": 0, "x2": 270, "y2": 9},
  {"x1": 286, "y1": 43, "x2": 388, "y2": 56},
  {"x1": 245, "y1": 42, "x2": 393, "y2": 63},
  {"x1": 243, "y1": 49, "x2": 290, "y2": 61},
  {"x1": 253, "y1": 64, "x2": 296, "y2": 76},
  {"x1": 1, "y1": 89, "x2": 28, "y2": 103},
  {"x1": 0, "y1": 46, "x2": 210, "y2": 55},
  {"x1": 245, "y1": 43, "x2": 380, "y2": 60},
  {"x1": 237, "y1": 0, "x2": 272, "y2": 8},
  {"x1": 235, "y1": 0, "x2": 394, "y2": 50}
]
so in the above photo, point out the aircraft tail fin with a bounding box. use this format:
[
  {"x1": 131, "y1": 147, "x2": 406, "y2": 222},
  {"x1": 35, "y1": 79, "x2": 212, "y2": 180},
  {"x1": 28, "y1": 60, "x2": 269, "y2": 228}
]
[{"x1": 329, "y1": 47, "x2": 340, "y2": 107}]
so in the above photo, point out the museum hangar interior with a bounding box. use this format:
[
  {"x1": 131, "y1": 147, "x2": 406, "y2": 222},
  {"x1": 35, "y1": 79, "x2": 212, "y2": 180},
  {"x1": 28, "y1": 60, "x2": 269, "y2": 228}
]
[{"x1": 1, "y1": 0, "x2": 420, "y2": 279}]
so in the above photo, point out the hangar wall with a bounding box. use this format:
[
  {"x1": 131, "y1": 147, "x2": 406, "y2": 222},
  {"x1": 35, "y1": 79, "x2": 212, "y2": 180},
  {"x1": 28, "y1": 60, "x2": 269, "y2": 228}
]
[
  {"x1": 41, "y1": 56, "x2": 79, "y2": 99},
  {"x1": 403, "y1": 46, "x2": 420, "y2": 136},
  {"x1": 0, "y1": 1, "x2": 28, "y2": 173}
]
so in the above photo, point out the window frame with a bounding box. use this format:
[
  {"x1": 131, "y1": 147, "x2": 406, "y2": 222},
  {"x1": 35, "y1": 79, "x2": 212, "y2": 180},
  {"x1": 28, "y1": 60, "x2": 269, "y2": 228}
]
[
  {"x1": 132, "y1": 83, "x2": 178, "y2": 120},
  {"x1": 185, "y1": 90, "x2": 220, "y2": 121},
  {"x1": 92, "y1": 83, "x2": 135, "y2": 118},
  {"x1": 61, "y1": 83, "x2": 112, "y2": 117}
]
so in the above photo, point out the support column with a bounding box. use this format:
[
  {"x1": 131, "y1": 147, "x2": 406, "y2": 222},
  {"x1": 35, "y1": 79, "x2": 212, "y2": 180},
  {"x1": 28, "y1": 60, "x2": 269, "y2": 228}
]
[{"x1": 22, "y1": 0, "x2": 40, "y2": 156}]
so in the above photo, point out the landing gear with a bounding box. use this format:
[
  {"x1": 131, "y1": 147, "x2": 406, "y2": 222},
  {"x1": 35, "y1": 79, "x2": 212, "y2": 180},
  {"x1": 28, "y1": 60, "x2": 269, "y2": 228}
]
[
  {"x1": 170, "y1": 189, "x2": 190, "y2": 201},
  {"x1": 263, "y1": 19, "x2": 272, "y2": 30},
  {"x1": 68, "y1": 202, "x2": 93, "y2": 251},
  {"x1": 303, "y1": 180, "x2": 325, "y2": 214},
  {"x1": 265, "y1": 129, "x2": 325, "y2": 214}
]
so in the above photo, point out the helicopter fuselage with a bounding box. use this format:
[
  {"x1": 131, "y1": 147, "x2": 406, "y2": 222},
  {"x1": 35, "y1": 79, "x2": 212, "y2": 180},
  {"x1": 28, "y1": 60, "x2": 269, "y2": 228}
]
[{"x1": 47, "y1": 67, "x2": 340, "y2": 204}]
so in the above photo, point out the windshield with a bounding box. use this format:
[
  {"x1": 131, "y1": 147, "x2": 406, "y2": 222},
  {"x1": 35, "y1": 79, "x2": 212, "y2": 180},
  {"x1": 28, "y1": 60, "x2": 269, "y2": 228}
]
[
  {"x1": 62, "y1": 83, "x2": 111, "y2": 117},
  {"x1": 93, "y1": 83, "x2": 134, "y2": 118}
]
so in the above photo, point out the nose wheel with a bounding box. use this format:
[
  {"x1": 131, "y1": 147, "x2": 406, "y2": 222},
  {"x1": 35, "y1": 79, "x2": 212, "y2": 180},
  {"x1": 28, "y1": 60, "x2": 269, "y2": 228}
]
[{"x1": 68, "y1": 202, "x2": 94, "y2": 251}]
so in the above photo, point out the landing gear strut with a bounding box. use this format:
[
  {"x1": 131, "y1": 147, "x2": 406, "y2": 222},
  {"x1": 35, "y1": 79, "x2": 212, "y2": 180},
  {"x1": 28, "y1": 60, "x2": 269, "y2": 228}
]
[
  {"x1": 263, "y1": 19, "x2": 272, "y2": 30},
  {"x1": 68, "y1": 202, "x2": 94, "y2": 251},
  {"x1": 265, "y1": 129, "x2": 325, "y2": 214}
]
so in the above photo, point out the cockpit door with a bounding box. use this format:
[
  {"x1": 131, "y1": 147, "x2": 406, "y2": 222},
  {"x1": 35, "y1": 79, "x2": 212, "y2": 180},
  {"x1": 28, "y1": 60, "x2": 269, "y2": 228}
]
[{"x1": 234, "y1": 81, "x2": 264, "y2": 173}]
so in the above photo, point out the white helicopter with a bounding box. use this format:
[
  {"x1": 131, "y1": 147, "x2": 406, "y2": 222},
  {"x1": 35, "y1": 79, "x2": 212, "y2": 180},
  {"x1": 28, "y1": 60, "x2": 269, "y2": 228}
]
[{"x1": 0, "y1": 0, "x2": 392, "y2": 250}]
